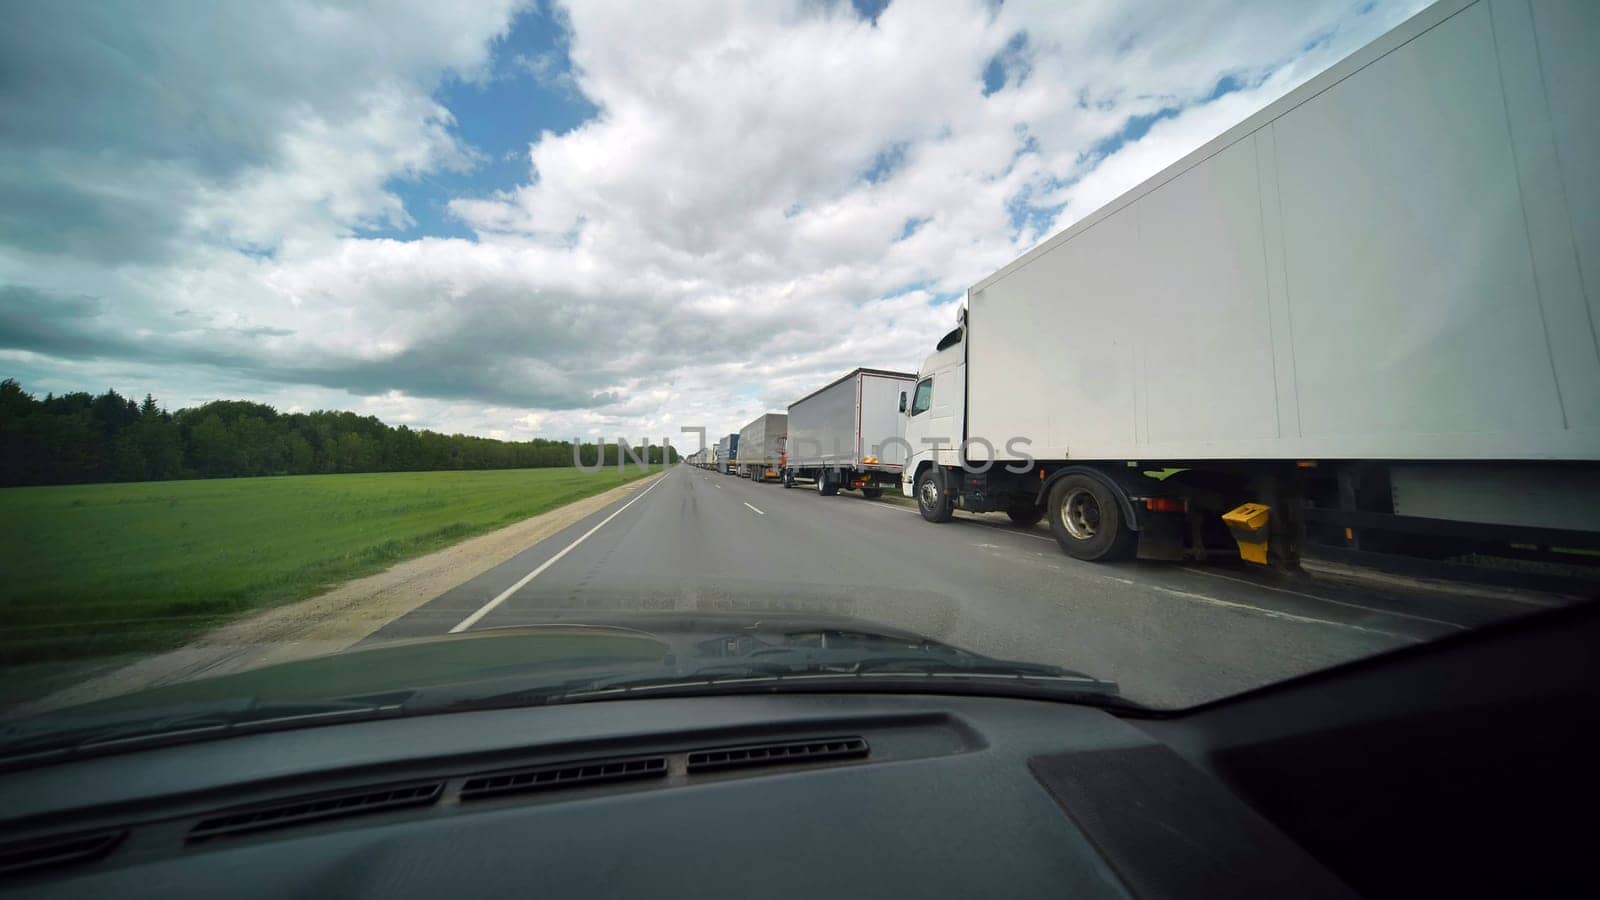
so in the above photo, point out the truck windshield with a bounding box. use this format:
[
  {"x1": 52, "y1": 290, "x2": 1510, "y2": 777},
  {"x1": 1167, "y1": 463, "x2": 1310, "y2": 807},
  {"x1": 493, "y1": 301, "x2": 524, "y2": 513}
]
[{"x1": 910, "y1": 379, "x2": 934, "y2": 416}]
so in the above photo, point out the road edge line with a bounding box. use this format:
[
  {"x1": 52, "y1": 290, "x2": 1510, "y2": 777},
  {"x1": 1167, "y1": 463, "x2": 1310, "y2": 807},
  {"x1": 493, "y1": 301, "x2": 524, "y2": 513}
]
[{"x1": 448, "y1": 470, "x2": 669, "y2": 633}]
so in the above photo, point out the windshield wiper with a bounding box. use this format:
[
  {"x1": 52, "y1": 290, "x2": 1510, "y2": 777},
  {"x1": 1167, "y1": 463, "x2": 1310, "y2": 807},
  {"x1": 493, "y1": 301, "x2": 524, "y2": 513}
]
[
  {"x1": 417, "y1": 653, "x2": 1129, "y2": 715},
  {"x1": 0, "y1": 695, "x2": 407, "y2": 771}
]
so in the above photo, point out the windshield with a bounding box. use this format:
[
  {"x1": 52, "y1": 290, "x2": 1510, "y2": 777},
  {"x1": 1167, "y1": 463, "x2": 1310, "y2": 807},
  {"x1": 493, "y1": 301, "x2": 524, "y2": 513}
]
[{"x1": 2, "y1": 0, "x2": 1596, "y2": 757}]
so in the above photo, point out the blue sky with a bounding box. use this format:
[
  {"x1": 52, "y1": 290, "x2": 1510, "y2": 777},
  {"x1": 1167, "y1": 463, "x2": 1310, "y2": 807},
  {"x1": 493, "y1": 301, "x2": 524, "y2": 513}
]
[
  {"x1": 373, "y1": 0, "x2": 1287, "y2": 254},
  {"x1": 372, "y1": 2, "x2": 597, "y2": 241},
  {"x1": 0, "y1": 0, "x2": 1425, "y2": 440}
]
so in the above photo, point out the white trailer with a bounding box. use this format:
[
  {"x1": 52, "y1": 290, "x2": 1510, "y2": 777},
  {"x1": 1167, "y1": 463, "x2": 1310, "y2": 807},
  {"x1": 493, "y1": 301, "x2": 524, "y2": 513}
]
[
  {"x1": 736, "y1": 413, "x2": 787, "y2": 482},
  {"x1": 783, "y1": 368, "x2": 915, "y2": 497},
  {"x1": 904, "y1": 0, "x2": 1600, "y2": 574}
]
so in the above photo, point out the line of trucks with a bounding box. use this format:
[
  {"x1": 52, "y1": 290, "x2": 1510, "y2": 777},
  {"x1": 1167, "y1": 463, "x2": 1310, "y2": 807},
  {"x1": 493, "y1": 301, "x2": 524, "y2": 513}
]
[
  {"x1": 690, "y1": 0, "x2": 1600, "y2": 584},
  {"x1": 687, "y1": 369, "x2": 915, "y2": 496}
]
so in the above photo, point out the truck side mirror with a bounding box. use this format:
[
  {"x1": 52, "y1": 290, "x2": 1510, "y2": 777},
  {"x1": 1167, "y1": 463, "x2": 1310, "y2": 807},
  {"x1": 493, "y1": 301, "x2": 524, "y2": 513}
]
[{"x1": 899, "y1": 392, "x2": 907, "y2": 413}]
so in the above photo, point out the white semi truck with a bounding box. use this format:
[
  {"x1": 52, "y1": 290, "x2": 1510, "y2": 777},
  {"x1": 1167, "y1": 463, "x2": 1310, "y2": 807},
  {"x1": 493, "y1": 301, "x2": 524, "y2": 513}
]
[
  {"x1": 736, "y1": 414, "x2": 787, "y2": 482},
  {"x1": 903, "y1": 0, "x2": 1600, "y2": 574},
  {"x1": 782, "y1": 368, "x2": 915, "y2": 497}
]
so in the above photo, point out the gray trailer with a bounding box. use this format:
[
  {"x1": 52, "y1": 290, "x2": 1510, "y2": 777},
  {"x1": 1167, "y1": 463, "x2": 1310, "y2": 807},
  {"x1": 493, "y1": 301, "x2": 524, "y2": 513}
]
[
  {"x1": 783, "y1": 368, "x2": 915, "y2": 497},
  {"x1": 736, "y1": 414, "x2": 787, "y2": 482},
  {"x1": 903, "y1": 0, "x2": 1600, "y2": 572}
]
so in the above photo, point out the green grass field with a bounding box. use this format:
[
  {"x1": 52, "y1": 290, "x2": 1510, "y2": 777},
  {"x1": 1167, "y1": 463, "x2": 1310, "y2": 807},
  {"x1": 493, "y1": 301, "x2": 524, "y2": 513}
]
[{"x1": 0, "y1": 467, "x2": 654, "y2": 666}]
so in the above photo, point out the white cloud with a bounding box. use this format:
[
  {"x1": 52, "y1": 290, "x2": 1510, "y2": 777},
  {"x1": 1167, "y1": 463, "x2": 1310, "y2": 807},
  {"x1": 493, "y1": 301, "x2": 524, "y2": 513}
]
[
  {"x1": 0, "y1": 0, "x2": 519, "y2": 262},
  {"x1": 1, "y1": 0, "x2": 1428, "y2": 444}
]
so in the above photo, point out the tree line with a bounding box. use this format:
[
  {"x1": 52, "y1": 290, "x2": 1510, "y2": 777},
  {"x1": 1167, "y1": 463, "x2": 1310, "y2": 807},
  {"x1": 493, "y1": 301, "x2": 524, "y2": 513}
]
[{"x1": 0, "y1": 379, "x2": 678, "y2": 487}]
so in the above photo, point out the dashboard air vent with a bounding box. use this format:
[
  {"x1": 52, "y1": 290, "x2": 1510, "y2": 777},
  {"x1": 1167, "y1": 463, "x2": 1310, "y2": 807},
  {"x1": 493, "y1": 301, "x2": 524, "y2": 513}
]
[
  {"x1": 0, "y1": 829, "x2": 125, "y2": 879},
  {"x1": 460, "y1": 755, "x2": 667, "y2": 802},
  {"x1": 187, "y1": 780, "x2": 443, "y2": 843},
  {"x1": 687, "y1": 736, "x2": 868, "y2": 773}
]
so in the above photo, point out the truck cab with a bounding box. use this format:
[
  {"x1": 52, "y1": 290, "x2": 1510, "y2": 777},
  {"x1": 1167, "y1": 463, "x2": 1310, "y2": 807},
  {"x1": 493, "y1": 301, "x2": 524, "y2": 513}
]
[
  {"x1": 901, "y1": 316, "x2": 1156, "y2": 561},
  {"x1": 900, "y1": 324, "x2": 966, "y2": 499}
]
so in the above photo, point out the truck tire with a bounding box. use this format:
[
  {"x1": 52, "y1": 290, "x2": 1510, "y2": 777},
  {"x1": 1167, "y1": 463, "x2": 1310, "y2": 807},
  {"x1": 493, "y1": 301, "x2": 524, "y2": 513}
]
[
  {"x1": 1006, "y1": 502, "x2": 1044, "y2": 526},
  {"x1": 915, "y1": 468, "x2": 954, "y2": 523},
  {"x1": 1047, "y1": 475, "x2": 1135, "y2": 561},
  {"x1": 782, "y1": 470, "x2": 794, "y2": 489},
  {"x1": 861, "y1": 487, "x2": 883, "y2": 499},
  {"x1": 818, "y1": 471, "x2": 839, "y2": 496}
]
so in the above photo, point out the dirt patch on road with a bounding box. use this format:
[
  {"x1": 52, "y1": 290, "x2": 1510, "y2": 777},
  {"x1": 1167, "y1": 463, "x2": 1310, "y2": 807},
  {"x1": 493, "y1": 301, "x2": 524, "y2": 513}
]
[{"x1": 16, "y1": 472, "x2": 665, "y2": 715}]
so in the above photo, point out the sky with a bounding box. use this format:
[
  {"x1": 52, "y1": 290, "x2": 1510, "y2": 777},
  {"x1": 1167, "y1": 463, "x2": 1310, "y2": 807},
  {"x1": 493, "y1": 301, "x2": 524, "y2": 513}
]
[{"x1": 0, "y1": 0, "x2": 1427, "y2": 449}]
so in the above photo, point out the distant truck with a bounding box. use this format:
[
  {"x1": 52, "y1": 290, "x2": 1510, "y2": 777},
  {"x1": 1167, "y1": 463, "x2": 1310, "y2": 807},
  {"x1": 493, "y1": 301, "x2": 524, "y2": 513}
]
[
  {"x1": 783, "y1": 368, "x2": 915, "y2": 497},
  {"x1": 714, "y1": 434, "x2": 739, "y2": 475},
  {"x1": 736, "y1": 414, "x2": 787, "y2": 482},
  {"x1": 903, "y1": 0, "x2": 1600, "y2": 574}
]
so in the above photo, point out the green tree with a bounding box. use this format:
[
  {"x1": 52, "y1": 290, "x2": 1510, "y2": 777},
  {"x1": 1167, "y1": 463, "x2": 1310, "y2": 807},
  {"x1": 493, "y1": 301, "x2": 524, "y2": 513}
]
[
  {"x1": 0, "y1": 378, "x2": 636, "y2": 485},
  {"x1": 137, "y1": 417, "x2": 185, "y2": 480},
  {"x1": 110, "y1": 430, "x2": 148, "y2": 481},
  {"x1": 188, "y1": 415, "x2": 240, "y2": 476},
  {"x1": 334, "y1": 432, "x2": 369, "y2": 472},
  {"x1": 283, "y1": 431, "x2": 315, "y2": 474}
]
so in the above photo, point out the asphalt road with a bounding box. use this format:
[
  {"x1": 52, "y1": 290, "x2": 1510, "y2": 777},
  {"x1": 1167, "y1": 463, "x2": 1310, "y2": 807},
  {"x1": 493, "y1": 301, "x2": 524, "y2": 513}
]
[{"x1": 368, "y1": 464, "x2": 1555, "y2": 708}]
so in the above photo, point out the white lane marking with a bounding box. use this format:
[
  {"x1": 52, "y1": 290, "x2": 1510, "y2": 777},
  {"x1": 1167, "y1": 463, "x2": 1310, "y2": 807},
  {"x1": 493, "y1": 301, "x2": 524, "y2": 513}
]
[
  {"x1": 449, "y1": 475, "x2": 666, "y2": 633},
  {"x1": 894, "y1": 507, "x2": 1054, "y2": 541},
  {"x1": 743, "y1": 502, "x2": 765, "y2": 516},
  {"x1": 894, "y1": 505, "x2": 1459, "y2": 632},
  {"x1": 890, "y1": 508, "x2": 1420, "y2": 638},
  {"x1": 714, "y1": 483, "x2": 722, "y2": 489},
  {"x1": 1177, "y1": 565, "x2": 1468, "y2": 630},
  {"x1": 1099, "y1": 575, "x2": 1419, "y2": 640},
  {"x1": 995, "y1": 526, "x2": 1053, "y2": 542}
]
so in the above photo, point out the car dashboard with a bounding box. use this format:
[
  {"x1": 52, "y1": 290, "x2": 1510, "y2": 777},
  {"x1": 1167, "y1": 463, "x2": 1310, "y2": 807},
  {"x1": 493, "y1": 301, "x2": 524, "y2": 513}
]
[{"x1": 0, "y1": 693, "x2": 1352, "y2": 899}]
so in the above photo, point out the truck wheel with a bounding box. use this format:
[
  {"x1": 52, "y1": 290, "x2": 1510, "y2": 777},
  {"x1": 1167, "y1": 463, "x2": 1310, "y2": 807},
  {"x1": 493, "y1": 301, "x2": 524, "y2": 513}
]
[
  {"x1": 861, "y1": 488, "x2": 883, "y2": 499},
  {"x1": 915, "y1": 468, "x2": 954, "y2": 523},
  {"x1": 1006, "y1": 502, "x2": 1044, "y2": 526},
  {"x1": 819, "y1": 471, "x2": 839, "y2": 497},
  {"x1": 782, "y1": 470, "x2": 794, "y2": 489},
  {"x1": 1047, "y1": 475, "x2": 1135, "y2": 561}
]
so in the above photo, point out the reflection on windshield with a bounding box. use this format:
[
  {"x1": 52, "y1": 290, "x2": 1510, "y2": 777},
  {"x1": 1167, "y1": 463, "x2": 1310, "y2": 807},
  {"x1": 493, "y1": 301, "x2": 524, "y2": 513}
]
[{"x1": 0, "y1": 619, "x2": 1126, "y2": 767}]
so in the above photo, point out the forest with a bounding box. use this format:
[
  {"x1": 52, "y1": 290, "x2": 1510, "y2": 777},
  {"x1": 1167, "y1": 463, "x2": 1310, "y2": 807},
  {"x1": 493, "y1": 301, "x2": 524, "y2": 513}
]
[{"x1": 0, "y1": 379, "x2": 677, "y2": 486}]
